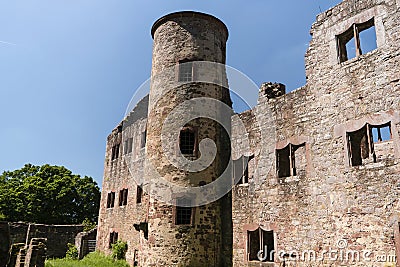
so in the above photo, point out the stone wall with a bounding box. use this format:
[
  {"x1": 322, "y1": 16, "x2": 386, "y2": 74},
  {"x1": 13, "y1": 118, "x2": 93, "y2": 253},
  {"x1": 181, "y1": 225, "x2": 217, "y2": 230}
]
[
  {"x1": 231, "y1": 0, "x2": 400, "y2": 266},
  {"x1": 96, "y1": 0, "x2": 400, "y2": 266},
  {"x1": 0, "y1": 222, "x2": 10, "y2": 267},
  {"x1": 96, "y1": 96, "x2": 149, "y2": 266},
  {"x1": 0, "y1": 221, "x2": 84, "y2": 265},
  {"x1": 75, "y1": 228, "x2": 97, "y2": 259}
]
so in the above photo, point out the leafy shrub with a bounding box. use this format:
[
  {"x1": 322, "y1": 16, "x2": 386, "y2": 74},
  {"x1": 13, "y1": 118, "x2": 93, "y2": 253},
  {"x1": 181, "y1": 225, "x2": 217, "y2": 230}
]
[
  {"x1": 65, "y1": 243, "x2": 78, "y2": 260},
  {"x1": 82, "y1": 218, "x2": 96, "y2": 232},
  {"x1": 111, "y1": 240, "x2": 128, "y2": 260},
  {"x1": 45, "y1": 252, "x2": 130, "y2": 267}
]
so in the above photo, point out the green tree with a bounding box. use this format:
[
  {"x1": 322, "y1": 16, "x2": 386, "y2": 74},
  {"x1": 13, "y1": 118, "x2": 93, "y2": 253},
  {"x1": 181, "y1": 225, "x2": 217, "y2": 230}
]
[{"x1": 0, "y1": 164, "x2": 100, "y2": 224}]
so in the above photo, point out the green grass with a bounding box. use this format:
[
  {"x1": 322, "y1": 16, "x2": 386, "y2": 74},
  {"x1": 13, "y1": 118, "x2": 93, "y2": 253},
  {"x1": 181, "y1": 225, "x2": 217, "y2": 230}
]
[{"x1": 45, "y1": 252, "x2": 130, "y2": 267}]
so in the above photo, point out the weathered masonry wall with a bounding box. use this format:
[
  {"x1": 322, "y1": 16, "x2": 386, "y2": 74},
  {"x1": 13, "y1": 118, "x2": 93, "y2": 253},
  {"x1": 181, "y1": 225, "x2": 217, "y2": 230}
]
[
  {"x1": 145, "y1": 11, "x2": 231, "y2": 267},
  {"x1": 231, "y1": 0, "x2": 400, "y2": 266},
  {"x1": 96, "y1": 96, "x2": 149, "y2": 266},
  {"x1": 0, "y1": 221, "x2": 84, "y2": 265},
  {"x1": 97, "y1": 0, "x2": 400, "y2": 266}
]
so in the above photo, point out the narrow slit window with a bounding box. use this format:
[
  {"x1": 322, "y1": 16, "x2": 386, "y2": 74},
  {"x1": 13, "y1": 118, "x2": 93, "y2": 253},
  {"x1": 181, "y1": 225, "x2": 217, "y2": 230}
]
[
  {"x1": 337, "y1": 18, "x2": 376, "y2": 63},
  {"x1": 136, "y1": 186, "x2": 143, "y2": 204},
  {"x1": 179, "y1": 128, "x2": 196, "y2": 156},
  {"x1": 178, "y1": 61, "x2": 193, "y2": 82},
  {"x1": 109, "y1": 231, "x2": 118, "y2": 248},
  {"x1": 111, "y1": 144, "x2": 120, "y2": 160},
  {"x1": 176, "y1": 197, "x2": 192, "y2": 225},
  {"x1": 107, "y1": 192, "x2": 115, "y2": 208},
  {"x1": 124, "y1": 138, "x2": 133, "y2": 155},
  {"x1": 118, "y1": 189, "x2": 128, "y2": 206},
  {"x1": 141, "y1": 130, "x2": 146, "y2": 148}
]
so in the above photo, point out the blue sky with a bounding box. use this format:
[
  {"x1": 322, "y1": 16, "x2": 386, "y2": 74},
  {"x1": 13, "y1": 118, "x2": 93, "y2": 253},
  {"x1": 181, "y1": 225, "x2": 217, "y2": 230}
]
[{"x1": 0, "y1": 0, "x2": 341, "y2": 187}]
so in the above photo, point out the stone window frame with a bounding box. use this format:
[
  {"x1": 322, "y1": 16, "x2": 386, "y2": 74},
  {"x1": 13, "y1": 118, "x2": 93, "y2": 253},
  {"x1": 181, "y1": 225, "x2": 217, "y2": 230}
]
[
  {"x1": 243, "y1": 223, "x2": 277, "y2": 264},
  {"x1": 172, "y1": 195, "x2": 195, "y2": 226},
  {"x1": 336, "y1": 17, "x2": 376, "y2": 63},
  {"x1": 118, "y1": 188, "x2": 128, "y2": 207},
  {"x1": 106, "y1": 191, "x2": 115, "y2": 209},
  {"x1": 109, "y1": 231, "x2": 118, "y2": 248},
  {"x1": 275, "y1": 136, "x2": 311, "y2": 179},
  {"x1": 328, "y1": 5, "x2": 387, "y2": 65},
  {"x1": 334, "y1": 111, "x2": 400, "y2": 168},
  {"x1": 123, "y1": 137, "x2": 133, "y2": 155},
  {"x1": 111, "y1": 143, "x2": 120, "y2": 161},
  {"x1": 347, "y1": 122, "x2": 393, "y2": 166},
  {"x1": 233, "y1": 154, "x2": 255, "y2": 185}
]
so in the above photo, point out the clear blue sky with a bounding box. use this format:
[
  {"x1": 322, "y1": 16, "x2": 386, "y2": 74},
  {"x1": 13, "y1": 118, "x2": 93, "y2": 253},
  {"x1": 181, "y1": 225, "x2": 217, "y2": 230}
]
[{"x1": 0, "y1": 0, "x2": 341, "y2": 187}]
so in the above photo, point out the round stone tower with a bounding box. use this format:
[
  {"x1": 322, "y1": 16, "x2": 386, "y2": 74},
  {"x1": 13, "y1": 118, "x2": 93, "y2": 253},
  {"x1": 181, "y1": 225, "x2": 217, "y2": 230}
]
[{"x1": 143, "y1": 11, "x2": 232, "y2": 267}]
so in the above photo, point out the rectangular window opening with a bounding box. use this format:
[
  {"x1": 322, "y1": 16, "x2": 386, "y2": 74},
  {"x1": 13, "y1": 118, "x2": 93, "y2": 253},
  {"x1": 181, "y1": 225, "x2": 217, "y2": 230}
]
[
  {"x1": 136, "y1": 186, "x2": 143, "y2": 204},
  {"x1": 109, "y1": 231, "x2": 118, "y2": 248},
  {"x1": 141, "y1": 130, "x2": 146, "y2": 148},
  {"x1": 176, "y1": 197, "x2": 192, "y2": 225},
  {"x1": 178, "y1": 61, "x2": 193, "y2": 82},
  {"x1": 234, "y1": 155, "x2": 255, "y2": 185},
  {"x1": 347, "y1": 122, "x2": 392, "y2": 166},
  {"x1": 111, "y1": 144, "x2": 120, "y2": 160},
  {"x1": 359, "y1": 24, "x2": 377, "y2": 54},
  {"x1": 118, "y1": 189, "x2": 128, "y2": 206},
  {"x1": 124, "y1": 138, "x2": 133, "y2": 154},
  {"x1": 179, "y1": 129, "x2": 196, "y2": 156},
  {"x1": 371, "y1": 123, "x2": 392, "y2": 143},
  {"x1": 276, "y1": 143, "x2": 306, "y2": 178},
  {"x1": 107, "y1": 192, "x2": 115, "y2": 208},
  {"x1": 337, "y1": 18, "x2": 376, "y2": 63},
  {"x1": 248, "y1": 228, "x2": 275, "y2": 262}
]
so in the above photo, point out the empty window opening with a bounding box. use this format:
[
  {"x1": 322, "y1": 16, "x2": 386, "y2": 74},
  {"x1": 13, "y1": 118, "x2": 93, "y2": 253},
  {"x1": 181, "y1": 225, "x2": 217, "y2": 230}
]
[
  {"x1": 111, "y1": 144, "x2": 120, "y2": 160},
  {"x1": 118, "y1": 188, "x2": 128, "y2": 206},
  {"x1": 337, "y1": 18, "x2": 376, "y2": 62},
  {"x1": 347, "y1": 122, "x2": 392, "y2": 166},
  {"x1": 276, "y1": 143, "x2": 306, "y2": 178},
  {"x1": 109, "y1": 231, "x2": 118, "y2": 248},
  {"x1": 141, "y1": 130, "x2": 146, "y2": 148},
  {"x1": 178, "y1": 61, "x2": 193, "y2": 82},
  {"x1": 179, "y1": 128, "x2": 196, "y2": 156},
  {"x1": 248, "y1": 228, "x2": 275, "y2": 262},
  {"x1": 124, "y1": 138, "x2": 133, "y2": 155},
  {"x1": 136, "y1": 186, "x2": 143, "y2": 204},
  {"x1": 371, "y1": 123, "x2": 392, "y2": 143},
  {"x1": 359, "y1": 24, "x2": 377, "y2": 54},
  {"x1": 106, "y1": 192, "x2": 115, "y2": 208},
  {"x1": 233, "y1": 155, "x2": 255, "y2": 185},
  {"x1": 176, "y1": 197, "x2": 192, "y2": 225}
]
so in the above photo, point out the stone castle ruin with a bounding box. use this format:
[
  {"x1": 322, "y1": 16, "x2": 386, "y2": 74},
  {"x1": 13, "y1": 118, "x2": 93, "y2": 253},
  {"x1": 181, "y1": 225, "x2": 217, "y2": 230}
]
[{"x1": 96, "y1": 0, "x2": 400, "y2": 266}]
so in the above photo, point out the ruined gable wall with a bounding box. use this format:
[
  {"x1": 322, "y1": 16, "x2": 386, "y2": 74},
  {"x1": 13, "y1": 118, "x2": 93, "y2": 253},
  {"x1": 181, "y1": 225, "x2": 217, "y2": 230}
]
[{"x1": 232, "y1": 0, "x2": 400, "y2": 266}]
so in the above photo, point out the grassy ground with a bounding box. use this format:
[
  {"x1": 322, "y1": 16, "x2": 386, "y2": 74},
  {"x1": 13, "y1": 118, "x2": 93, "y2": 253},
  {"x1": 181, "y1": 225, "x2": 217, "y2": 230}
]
[{"x1": 45, "y1": 252, "x2": 130, "y2": 267}]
